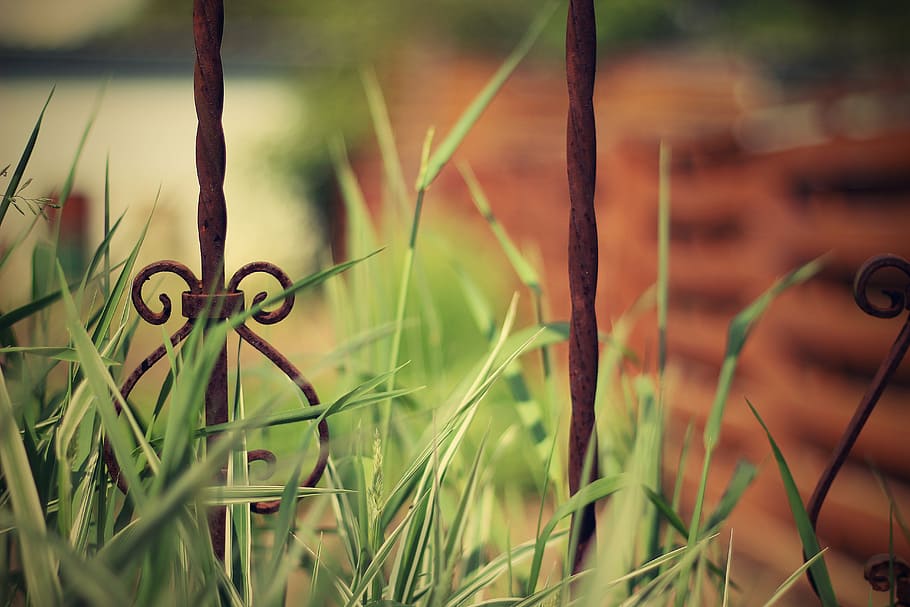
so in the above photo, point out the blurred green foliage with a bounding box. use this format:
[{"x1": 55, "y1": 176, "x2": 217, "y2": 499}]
[{"x1": 135, "y1": 0, "x2": 908, "y2": 69}]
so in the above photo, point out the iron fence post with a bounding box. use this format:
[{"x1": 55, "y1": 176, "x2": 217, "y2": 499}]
[
  {"x1": 566, "y1": 0, "x2": 600, "y2": 573},
  {"x1": 101, "y1": 0, "x2": 329, "y2": 563},
  {"x1": 193, "y1": 0, "x2": 230, "y2": 560}
]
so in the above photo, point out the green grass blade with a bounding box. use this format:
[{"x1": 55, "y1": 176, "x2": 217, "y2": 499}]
[
  {"x1": 331, "y1": 136, "x2": 377, "y2": 259},
  {"x1": 433, "y1": 431, "x2": 488, "y2": 605},
  {"x1": 388, "y1": 296, "x2": 533, "y2": 602},
  {"x1": 527, "y1": 474, "x2": 627, "y2": 595},
  {"x1": 78, "y1": 207, "x2": 124, "y2": 298},
  {"x1": 418, "y1": 2, "x2": 556, "y2": 190},
  {"x1": 573, "y1": 542, "x2": 701, "y2": 607},
  {"x1": 643, "y1": 486, "x2": 689, "y2": 539},
  {"x1": 462, "y1": 163, "x2": 561, "y2": 480},
  {"x1": 389, "y1": 451, "x2": 438, "y2": 603},
  {"x1": 153, "y1": 324, "x2": 218, "y2": 491},
  {"x1": 43, "y1": 522, "x2": 131, "y2": 606},
  {"x1": 59, "y1": 265, "x2": 152, "y2": 512},
  {"x1": 201, "y1": 485, "x2": 346, "y2": 505},
  {"x1": 722, "y1": 529, "x2": 733, "y2": 607},
  {"x1": 382, "y1": 128, "x2": 432, "y2": 443},
  {"x1": 103, "y1": 155, "x2": 111, "y2": 300},
  {"x1": 95, "y1": 402, "x2": 252, "y2": 572},
  {"x1": 0, "y1": 369, "x2": 63, "y2": 606},
  {"x1": 362, "y1": 68, "x2": 409, "y2": 216},
  {"x1": 228, "y1": 251, "x2": 380, "y2": 332},
  {"x1": 67, "y1": 446, "x2": 101, "y2": 553},
  {"x1": 703, "y1": 460, "x2": 758, "y2": 532},
  {"x1": 761, "y1": 548, "x2": 829, "y2": 607},
  {"x1": 89, "y1": 212, "x2": 143, "y2": 346},
  {"x1": 455, "y1": 267, "x2": 552, "y2": 481},
  {"x1": 47, "y1": 85, "x2": 103, "y2": 276},
  {"x1": 381, "y1": 295, "x2": 532, "y2": 530},
  {"x1": 55, "y1": 336, "x2": 121, "y2": 543},
  {"x1": 458, "y1": 165, "x2": 559, "y2": 485},
  {"x1": 747, "y1": 399, "x2": 837, "y2": 607},
  {"x1": 460, "y1": 163, "x2": 540, "y2": 292},
  {"x1": 258, "y1": 526, "x2": 310, "y2": 607},
  {"x1": 876, "y1": 472, "x2": 910, "y2": 551},
  {"x1": 661, "y1": 422, "x2": 692, "y2": 560},
  {"x1": 344, "y1": 492, "x2": 426, "y2": 607},
  {"x1": 198, "y1": 384, "x2": 417, "y2": 436},
  {"x1": 703, "y1": 258, "x2": 823, "y2": 455},
  {"x1": 657, "y1": 142, "x2": 670, "y2": 376},
  {"x1": 0, "y1": 213, "x2": 41, "y2": 273},
  {"x1": 455, "y1": 265, "x2": 497, "y2": 340},
  {"x1": 0, "y1": 346, "x2": 119, "y2": 365},
  {"x1": 598, "y1": 376, "x2": 664, "y2": 595},
  {"x1": 0, "y1": 262, "x2": 123, "y2": 331},
  {"x1": 445, "y1": 532, "x2": 567, "y2": 607},
  {"x1": 325, "y1": 458, "x2": 363, "y2": 573},
  {"x1": 687, "y1": 258, "x2": 823, "y2": 548},
  {"x1": 0, "y1": 87, "x2": 53, "y2": 227},
  {"x1": 227, "y1": 354, "x2": 251, "y2": 599}
]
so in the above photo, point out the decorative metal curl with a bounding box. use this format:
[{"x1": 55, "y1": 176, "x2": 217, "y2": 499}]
[
  {"x1": 227, "y1": 261, "x2": 294, "y2": 325},
  {"x1": 854, "y1": 255, "x2": 910, "y2": 319},
  {"x1": 806, "y1": 254, "x2": 910, "y2": 601},
  {"x1": 103, "y1": 258, "x2": 329, "y2": 517},
  {"x1": 131, "y1": 260, "x2": 200, "y2": 325},
  {"x1": 865, "y1": 554, "x2": 910, "y2": 605}
]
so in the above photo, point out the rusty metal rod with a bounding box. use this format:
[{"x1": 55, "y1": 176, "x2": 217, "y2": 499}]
[
  {"x1": 566, "y1": 0, "x2": 599, "y2": 573},
  {"x1": 193, "y1": 0, "x2": 229, "y2": 560}
]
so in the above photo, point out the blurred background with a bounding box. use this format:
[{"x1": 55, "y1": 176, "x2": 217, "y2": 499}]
[{"x1": 2, "y1": 1, "x2": 910, "y2": 605}]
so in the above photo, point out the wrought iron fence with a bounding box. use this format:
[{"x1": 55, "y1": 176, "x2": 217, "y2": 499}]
[{"x1": 100, "y1": 1, "x2": 907, "y2": 602}]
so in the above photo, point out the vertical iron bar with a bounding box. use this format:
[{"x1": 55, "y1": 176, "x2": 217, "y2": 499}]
[
  {"x1": 566, "y1": 0, "x2": 599, "y2": 573},
  {"x1": 193, "y1": 0, "x2": 229, "y2": 560}
]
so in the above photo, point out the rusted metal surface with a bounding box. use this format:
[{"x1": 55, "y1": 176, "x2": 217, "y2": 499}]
[
  {"x1": 192, "y1": 0, "x2": 231, "y2": 558},
  {"x1": 864, "y1": 554, "x2": 910, "y2": 605},
  {"x1": 566, "y1": 0, "x2": 599, "y2": 573},
  {"x1": 101, "y1": 0, "x2": 328, "y2": 561},
  {"x1": 806, "y1": 254, "x2": 910, "y2": 601}
]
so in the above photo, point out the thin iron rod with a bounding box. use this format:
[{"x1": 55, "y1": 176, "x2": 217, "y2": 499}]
[
  {"x1": 193, "y1": 0, "x2": 229, "y2": 560},
  {"x1": 566, "y1": 0, "x2": 599, "y2": 573}
]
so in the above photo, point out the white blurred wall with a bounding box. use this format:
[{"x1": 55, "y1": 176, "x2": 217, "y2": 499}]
[{"x1": 0, "y1": 74, "x2": 322, "y2": 305}]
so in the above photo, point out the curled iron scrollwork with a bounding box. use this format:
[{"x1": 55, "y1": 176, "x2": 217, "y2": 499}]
[
  {"x1": 853, "y1": 254, "x2": 910, "y2": 319},
  {"x1": 228, "y1": 261, "x2": 294, "y2": 325},
  {"x1": 103, "y1": 259, "x2": 329, "y2": 516},
  {"x1": 864, "y1": 554, "x2": 910, "y2": 605},
  {"x1": 131, "y1": 261, "x2": 200, "y2": 325}
]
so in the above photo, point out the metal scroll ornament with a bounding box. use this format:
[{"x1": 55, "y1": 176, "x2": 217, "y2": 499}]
[
  {"x1": 806, "y1": 254, "x2": 910, "y2": 603},
  {"x1": 102, "y1": 0, "x2": 328, "y2": 561},
  {"x1": 101, "y1": 260, "x2": 330, "y2": 515}
]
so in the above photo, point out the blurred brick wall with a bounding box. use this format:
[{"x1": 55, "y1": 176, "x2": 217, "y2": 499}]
[{"x1": 350, "y1": 50, "x2": 910, "y2": 605}]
